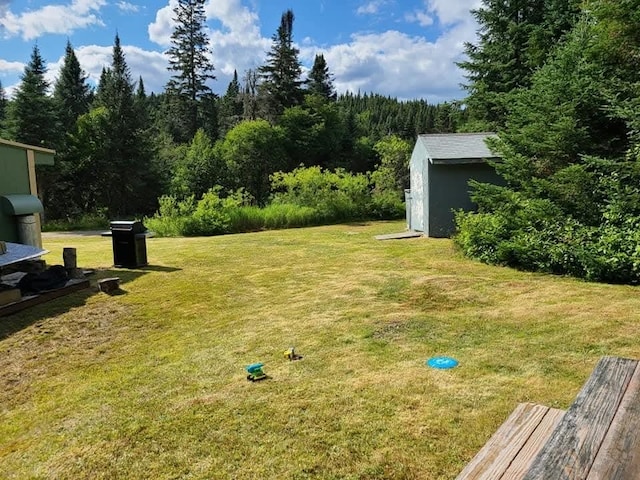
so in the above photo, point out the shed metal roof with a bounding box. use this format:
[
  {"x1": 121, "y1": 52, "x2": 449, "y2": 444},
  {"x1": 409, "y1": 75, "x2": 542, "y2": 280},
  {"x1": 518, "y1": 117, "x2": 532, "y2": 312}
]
[{"x1": 417, "y1": 133, "x2": 499, "y2": 164}]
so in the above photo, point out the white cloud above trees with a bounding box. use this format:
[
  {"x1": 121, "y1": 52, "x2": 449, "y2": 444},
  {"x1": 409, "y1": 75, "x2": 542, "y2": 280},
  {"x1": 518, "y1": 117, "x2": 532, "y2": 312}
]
[
  {"x1": 0, "y1": 0, "x2": 106, "y2": 40},
  {"x1": 1, "y1": 0, "x2": 482, "y2": 102}
]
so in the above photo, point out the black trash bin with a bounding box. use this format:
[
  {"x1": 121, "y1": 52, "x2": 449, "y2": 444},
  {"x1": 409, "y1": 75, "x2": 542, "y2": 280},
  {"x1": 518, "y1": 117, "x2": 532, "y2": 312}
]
[{"x1": 110, "y1": 220, "x2": 148, "y2": 268}]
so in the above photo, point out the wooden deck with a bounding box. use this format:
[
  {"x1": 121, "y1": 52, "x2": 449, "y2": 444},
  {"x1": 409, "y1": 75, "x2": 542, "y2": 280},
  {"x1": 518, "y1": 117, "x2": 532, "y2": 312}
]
[
  {"x1": 455, "y1": 403, "x2": 565, "y2": 479},
  {"x1": 0, "y1": 278, "x2": 90, "y2": 316},
  {"x1": 457, "y1": 356, "x2": 640, "y2": 480}
]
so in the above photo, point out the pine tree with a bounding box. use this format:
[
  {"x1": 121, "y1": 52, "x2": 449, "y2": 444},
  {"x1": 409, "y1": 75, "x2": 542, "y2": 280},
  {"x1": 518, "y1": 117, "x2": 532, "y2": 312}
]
[
  {"x1": 0, "y1": 80, "x2": 7, "y2": 134},
  {"x1": 165, "y1": 0, "x2": 216, "y2": 142},
  {"x1": 242, "y1": 68, "x2": 259, "y2": 121},
  {"x1": 88, "y1": 34, "x2": 158, "y2": 215},
  {"x1": 306, "y1": 54, "x2": 336, "y2": 101},
  {"x1": 459, "y1": 0, "x2": 580, "y2": 129},
  {"x1": 53, "y1": 41, "x2": 91, "y2": 142},
  {"x1": 44, "y1": 41, "x2": 92, "y2": 218},
  {"x1": 7, "y1": 44, "x2": 56, "y2": 147},
  {"x1": 218, "y1": 70, "x2": 244, "y2": 136},
  {"x1": 259, "y1": 9, "x2": 303, "y2": 120}
]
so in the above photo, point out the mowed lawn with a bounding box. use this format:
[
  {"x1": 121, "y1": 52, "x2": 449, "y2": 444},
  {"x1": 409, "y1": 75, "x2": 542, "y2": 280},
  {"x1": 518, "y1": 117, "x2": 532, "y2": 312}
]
[{"x1": 2, "y1": 221, "x2": 640, "y2": 479}]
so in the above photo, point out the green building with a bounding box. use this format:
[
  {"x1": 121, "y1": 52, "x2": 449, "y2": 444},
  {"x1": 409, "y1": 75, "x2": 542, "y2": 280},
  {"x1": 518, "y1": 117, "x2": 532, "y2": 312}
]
[
  {"x1": 406, "y1": 133, "x2": 503, "y2": 238},
  {"x1": 0, "y1": 139, "x2": 55, "y2": 247}
]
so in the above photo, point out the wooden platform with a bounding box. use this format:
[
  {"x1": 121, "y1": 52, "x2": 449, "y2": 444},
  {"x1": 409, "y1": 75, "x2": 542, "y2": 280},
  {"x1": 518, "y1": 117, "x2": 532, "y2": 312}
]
[
  {"x1": 457, "y1": 356, "x2": 640, "y2": 479},
  {"x1": 455, "y1": 403, "x2": 565, "y2": 479},
  {"x1": 0, "y1": 278, "x2": 90, "y2": 317},
  {"x1": 374, "y1": 231, "x2": 423, "y2": 240}
]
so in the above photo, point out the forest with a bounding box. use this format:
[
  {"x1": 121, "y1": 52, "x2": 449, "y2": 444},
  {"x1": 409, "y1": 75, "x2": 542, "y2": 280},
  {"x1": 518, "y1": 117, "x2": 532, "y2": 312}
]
[
  {"x1": 2, "y1": 0, "x2": 639, "y2": 283},
  {"x1": 0, "y1": 2, "x2": 463, "y2": 235},
  {"x1": 454, "y1": 0, "x2": 640, "y2": 284}
]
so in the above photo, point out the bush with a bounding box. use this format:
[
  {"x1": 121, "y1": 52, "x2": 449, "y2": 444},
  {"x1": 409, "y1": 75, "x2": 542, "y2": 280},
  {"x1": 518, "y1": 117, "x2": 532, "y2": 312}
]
[{"x1": 271, "y1": 166, "x2": 372, "y2": 221}]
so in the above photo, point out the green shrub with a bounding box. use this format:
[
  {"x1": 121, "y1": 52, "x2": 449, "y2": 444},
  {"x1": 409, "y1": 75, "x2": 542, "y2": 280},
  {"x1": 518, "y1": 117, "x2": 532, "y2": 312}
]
[{"x1": 271, "y1": 166, "x2": 372, "y2": 221}]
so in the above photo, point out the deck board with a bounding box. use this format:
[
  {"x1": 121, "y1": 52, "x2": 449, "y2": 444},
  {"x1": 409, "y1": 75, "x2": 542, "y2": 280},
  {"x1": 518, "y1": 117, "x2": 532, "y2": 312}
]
[
  {"x1": 523, "y1": 356, "x2": 639, "y2": 480},
  {"x1": 456, "y1": 403, "x2": 560, "y2": 480},
  {"x1": 586, "y1": 363, "x2": 640, "y2": 479},
  {"x1": 501, "y1": 406, "x2": 565, "y2": 478}
]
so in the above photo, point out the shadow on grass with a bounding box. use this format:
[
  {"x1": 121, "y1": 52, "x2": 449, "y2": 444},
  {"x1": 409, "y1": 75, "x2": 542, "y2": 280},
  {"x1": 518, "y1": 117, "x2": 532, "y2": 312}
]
[{"x1": 0, "y1": 263, "x2": 182, "y2": 339}]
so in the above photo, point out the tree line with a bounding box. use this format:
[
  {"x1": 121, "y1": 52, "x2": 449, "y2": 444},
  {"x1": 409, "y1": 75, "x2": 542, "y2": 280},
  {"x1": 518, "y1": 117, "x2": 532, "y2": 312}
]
[
  {"x1": 456, "y1": 0, "x2": 640, "y2": 284},
  {"x1": 0, "y1": 0, "x2": 461, "y2": 221}
]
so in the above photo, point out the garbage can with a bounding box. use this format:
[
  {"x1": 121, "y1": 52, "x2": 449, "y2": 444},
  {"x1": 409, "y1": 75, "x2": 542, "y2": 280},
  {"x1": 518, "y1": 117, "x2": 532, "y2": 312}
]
[{"x1": 110, "y1": 220, "x2": 148, "y2": 268}]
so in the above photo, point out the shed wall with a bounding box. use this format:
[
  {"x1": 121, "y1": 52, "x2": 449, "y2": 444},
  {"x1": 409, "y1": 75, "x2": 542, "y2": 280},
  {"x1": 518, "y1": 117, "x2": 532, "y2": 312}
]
[
  {"x1": 0, "y1": 144, "x2": 33, "y2": 242},
  {"x1": 428, "y1": 162, "x2": 503, "y2": 238},
  {"x1": 408, "y1": 141, "x2": 428, "y2": 231}
]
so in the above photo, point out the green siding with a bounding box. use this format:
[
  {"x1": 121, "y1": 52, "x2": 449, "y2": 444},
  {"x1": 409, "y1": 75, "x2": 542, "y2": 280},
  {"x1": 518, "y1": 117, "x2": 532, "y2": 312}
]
[
  {"x1": 0, "y1": 144, "x2": 33, "y2": 242},
  {"x1": 428, "y1": 163, "x2": 504, "y2": 238},
  {"x1": 34, "y1": 150, "x2": 55, "y2": 165}
]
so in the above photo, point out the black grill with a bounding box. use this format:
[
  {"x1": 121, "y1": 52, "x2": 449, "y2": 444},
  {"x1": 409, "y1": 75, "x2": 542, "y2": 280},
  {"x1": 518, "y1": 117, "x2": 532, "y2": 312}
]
[{"x1": 110, "y1": 221, "x2": 148, "y2": 268}]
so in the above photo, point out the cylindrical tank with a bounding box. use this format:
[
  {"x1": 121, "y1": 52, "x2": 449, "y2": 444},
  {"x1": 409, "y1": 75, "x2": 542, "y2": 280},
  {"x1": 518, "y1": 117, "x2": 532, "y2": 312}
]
[{"x1": 16, "y1": 214, "x2": 39, "y2": 247}]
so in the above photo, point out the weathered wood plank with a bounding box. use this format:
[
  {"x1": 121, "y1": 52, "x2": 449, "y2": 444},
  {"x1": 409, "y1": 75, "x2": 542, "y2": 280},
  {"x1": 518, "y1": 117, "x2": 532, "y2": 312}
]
[
  {"x1": 523, "y1": 356, "x2": 639, "y2": 480},
  {"x1": 586, "y1": 363, "x2": 640, "y2": 480},
  {"x1": 501, "y1": 407, "x2": 565, "y2": 478},
  {"x1": 456, "y1": 403, "x2": 554, "y2": 480},
  {"x1": 0, "y1": 278, "x2": 90, "y2": 317}
]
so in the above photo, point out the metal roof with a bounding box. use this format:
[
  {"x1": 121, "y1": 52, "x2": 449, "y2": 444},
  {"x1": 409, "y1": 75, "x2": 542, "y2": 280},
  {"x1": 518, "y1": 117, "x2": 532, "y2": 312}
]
[{"x1": 417, "y1": 133, "x2": 499, "y2": 164}]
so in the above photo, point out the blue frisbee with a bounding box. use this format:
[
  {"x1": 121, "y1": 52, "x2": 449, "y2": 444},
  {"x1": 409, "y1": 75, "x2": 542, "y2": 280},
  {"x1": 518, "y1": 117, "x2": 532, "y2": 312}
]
[{"x1": 426, "y1": 356, "x2": 459, "y2": 369}]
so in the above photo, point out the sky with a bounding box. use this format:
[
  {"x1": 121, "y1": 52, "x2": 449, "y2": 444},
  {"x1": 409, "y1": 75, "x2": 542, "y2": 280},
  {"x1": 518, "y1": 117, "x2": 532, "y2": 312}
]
[{"x1": 0, "y1": 0, "x2": 483, "y2": 103}]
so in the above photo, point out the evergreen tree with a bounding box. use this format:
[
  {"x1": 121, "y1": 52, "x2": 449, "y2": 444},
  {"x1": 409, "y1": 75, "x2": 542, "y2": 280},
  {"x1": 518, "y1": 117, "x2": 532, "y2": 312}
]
[
  {"x1": 136, "y1": 75, "x2": 146, "y2": 100},
  {"x1": 7, "y1": 44, "x2": 56, "y2": 147},
  {"x1": 306, "y1": 54, "x2": 336, "y2": 101},
  {"x1": 44, "y1": 41, "x2": 92, "y2": 218},
  {"x1": 87, "y1": 34, "x2": 159, "y2": 215},
  {"x1": 165, "y1": 0, "x2": 216, "y2": 142},
  {"x1": 241, "y1": 68, "x2": 259, "y2": 121},
  {"x1": 0, "y1": 80, "x2": 7, "y2": 134},
  {"x1": 259, "y1": 9, "x2": 303, "y2": 120},
  {"x1": 53, "y1": 40, "x2": 91, "y2": 142},
  {"x1": 459, "y1": 0, "x2": 580, "y2": 129},
  {"x1": 218, "y1": 70, "x2": 244, "y2": 136}
]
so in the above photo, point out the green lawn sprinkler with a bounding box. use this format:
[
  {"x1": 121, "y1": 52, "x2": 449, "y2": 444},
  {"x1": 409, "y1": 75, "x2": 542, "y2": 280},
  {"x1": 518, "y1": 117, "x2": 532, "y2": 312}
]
[{"x1": 246, "y1": 363, "x2": 267, "y2": 382}]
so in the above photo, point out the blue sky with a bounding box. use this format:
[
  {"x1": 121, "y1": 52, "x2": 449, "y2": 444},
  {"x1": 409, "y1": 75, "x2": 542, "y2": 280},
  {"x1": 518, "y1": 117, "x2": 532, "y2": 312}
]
[{"x1": 0, "y1": 0, "x2": 482, "y2": 102}]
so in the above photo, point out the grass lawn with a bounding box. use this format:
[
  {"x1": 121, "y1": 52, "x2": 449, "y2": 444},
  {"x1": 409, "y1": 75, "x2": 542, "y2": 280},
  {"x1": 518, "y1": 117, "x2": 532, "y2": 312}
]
[{"x1": 2, "y1": 220, "x2": 640, "y2": 479}]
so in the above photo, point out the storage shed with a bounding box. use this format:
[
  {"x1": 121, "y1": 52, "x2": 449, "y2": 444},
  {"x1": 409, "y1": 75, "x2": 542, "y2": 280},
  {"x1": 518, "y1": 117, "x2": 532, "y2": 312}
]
[
  {"x1": 0, "y1": 139, "x2": 55, "y2": 247},
  {"x1": 406, "y1": 133, "x2": 502, "y2": 238}
]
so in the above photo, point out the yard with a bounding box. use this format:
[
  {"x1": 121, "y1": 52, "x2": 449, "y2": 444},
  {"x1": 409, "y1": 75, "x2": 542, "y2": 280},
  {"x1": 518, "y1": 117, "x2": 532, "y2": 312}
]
[{"x1": 1, "y1": 221, "x2": 639, "y2": 479}]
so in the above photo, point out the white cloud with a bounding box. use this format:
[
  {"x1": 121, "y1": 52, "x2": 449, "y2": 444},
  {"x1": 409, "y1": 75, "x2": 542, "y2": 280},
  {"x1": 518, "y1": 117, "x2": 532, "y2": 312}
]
[
  {"x1": 416, "y1": 0, "x2": 480, "y2": 26},
  {"x1": 148, "y1": 0, "x2": 269, "y2": 85},
  {"x1": 310, "y1": 22, "x2": 475, "y2": 102},
  {"x1": 76, "y1": 44, "x2": 169, "y2": 92},
  {"x1": 0, "y1": 0, "x2": 106, "y2": 40},
  {"x1": 0, "y1": 58, "x2": 25, "y2": 75},
  {"x1": 147, "y1": 1, "x2": 174, "y2": 46},
  {"x1": 356, "y1": 1, "x2": 387, "y2": 16},
  {"x1": 405, "y1": 11, "x2": 434, "y2": 27},
  {"x1": 117, "y1": 1, "x2": 140, "y2": 13}
]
